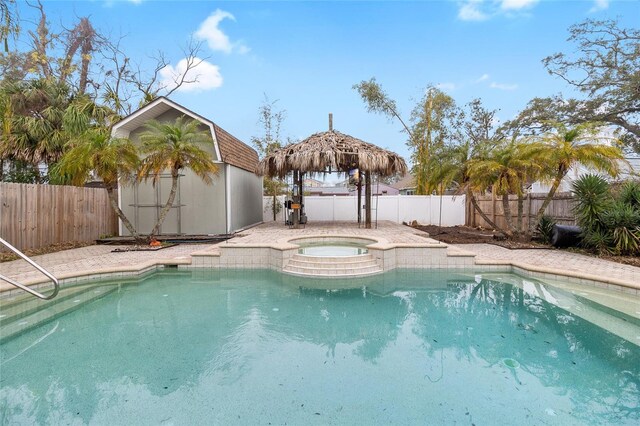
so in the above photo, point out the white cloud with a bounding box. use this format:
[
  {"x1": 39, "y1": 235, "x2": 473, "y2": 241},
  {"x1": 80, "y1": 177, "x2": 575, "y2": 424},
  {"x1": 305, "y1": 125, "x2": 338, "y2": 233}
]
[
  {"x1": 195, "y1": 9, "x2": 249, "y2": 54},
  {"x1": 500, "y1": 0, "x2": 538, "y2": 11},
  {"x1": 476, "y1": 73, "x2": 490, "y2": 82},
  {"x1": 458, "y1": 0, "x2": 540, "y2": 21},
  {"x1": 159, "y1": 58, "x2": 223, "y2": 92},
  {"x1": 490, "y1": 82, "x2": 518, "y2": 91},
  {"x1": 589, "y1": 0, "x2": 609, "y2": 12},
  {"x1": 458, "y1": 0, "x2": 489, "y2": 21}
]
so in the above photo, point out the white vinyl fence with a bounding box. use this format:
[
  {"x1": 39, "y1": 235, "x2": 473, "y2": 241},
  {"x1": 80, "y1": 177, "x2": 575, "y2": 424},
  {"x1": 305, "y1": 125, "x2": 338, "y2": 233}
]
[{"x1": 263, "y1": 195, "x2": 466, "y2": 226}]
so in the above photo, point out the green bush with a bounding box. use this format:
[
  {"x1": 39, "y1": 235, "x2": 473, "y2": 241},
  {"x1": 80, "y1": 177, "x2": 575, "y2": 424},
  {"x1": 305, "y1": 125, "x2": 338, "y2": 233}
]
[
  {"x1": 536, "y1": 215, "x2": 556, "y2": 244},
  {"x1": 572, "y1": 175, "x2": 640, "y2": 255},
  {"x1": 572, "y1": 174, "x2": 610, "y2": 233}
]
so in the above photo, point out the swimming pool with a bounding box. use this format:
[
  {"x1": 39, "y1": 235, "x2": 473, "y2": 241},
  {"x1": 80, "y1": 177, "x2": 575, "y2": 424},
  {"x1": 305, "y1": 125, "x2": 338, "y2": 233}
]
[
  {"x1": 1, "y1": 269, "x2": 638, "y2": 424},
  {"x1": 297, "y1": 241, "x2": 369, "y2": 256}
]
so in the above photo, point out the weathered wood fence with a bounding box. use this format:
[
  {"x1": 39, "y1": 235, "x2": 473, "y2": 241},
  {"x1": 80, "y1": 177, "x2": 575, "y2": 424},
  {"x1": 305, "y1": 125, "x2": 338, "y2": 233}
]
[
  {"x1": 466, "y1": 192, "x2": 575, "y2": 230},
  {"x1": 0, "y1": 183, "x2": 118, "y2": 251}
]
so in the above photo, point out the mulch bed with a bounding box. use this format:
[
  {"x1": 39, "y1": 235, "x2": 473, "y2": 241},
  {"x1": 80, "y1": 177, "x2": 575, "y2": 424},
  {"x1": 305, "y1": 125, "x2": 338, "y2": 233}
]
[
  {"x1": 0, "y1": 241, "x2": 96, "y2": 263},
  {"x1": 412, "y1": 224, "x2": 640, "y2": 268},
  {"x1": 413, "y1": 225, "x2": 547, "y2": 249}
]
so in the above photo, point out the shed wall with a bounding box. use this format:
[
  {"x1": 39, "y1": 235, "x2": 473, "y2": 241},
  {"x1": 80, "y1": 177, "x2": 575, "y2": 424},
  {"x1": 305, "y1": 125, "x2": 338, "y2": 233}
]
[
  {"x1": 229, "y1": 166, "x2": 263, "y2": 232},
  {"x1": 119, "y1": 168, "x2": 227, "y2": 235}
]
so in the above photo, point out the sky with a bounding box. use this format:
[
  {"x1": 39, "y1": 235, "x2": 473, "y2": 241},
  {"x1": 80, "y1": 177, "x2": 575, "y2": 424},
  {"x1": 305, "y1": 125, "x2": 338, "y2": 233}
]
[{"x1": 14, "y1": 0, "x2": 640, "y2": 167}]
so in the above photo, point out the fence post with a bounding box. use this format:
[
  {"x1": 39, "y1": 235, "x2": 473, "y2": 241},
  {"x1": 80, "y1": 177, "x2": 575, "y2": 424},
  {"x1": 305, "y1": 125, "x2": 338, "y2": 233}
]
[{"x1": 491, "y1": 190, "x2": 497, "y2": 227}]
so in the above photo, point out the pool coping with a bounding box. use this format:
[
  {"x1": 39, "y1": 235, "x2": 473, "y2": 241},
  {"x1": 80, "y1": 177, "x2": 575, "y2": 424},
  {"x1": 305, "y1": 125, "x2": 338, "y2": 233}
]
[{"x1": 1, "y1": 237, "x2": 638, "y2": 297}]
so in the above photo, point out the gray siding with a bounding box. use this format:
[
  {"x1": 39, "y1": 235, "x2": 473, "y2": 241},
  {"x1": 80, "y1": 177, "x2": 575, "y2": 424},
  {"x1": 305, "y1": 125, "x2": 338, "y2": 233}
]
[
  {"x1": 120, "y1": 168, "x2": 227, "y2": 235},
  {"x1": 229, "y1": 165, "x2": 263, "y2": 232},
  {"x1": 119, "y1": 108, "x2": 225, "y2": 235}
]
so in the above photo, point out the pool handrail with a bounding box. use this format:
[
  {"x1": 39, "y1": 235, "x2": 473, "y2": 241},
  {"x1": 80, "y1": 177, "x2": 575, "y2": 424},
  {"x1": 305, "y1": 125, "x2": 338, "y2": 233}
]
[{"x1": 0, "y1": 237, "x2": 59, "y2": 300}]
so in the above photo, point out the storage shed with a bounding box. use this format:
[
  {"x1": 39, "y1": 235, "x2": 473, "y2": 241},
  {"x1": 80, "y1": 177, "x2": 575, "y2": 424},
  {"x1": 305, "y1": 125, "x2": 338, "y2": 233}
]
[{"x1": 112, "y1": 97, "x2": 262, "y2": 236}]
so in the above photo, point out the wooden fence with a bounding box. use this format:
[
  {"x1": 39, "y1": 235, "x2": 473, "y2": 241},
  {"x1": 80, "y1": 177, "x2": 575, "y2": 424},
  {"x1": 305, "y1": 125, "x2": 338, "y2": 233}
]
[
  {"x1": 466, "y1": 192, "x2": 575, "y2": 231},
  {"x1": 0, "y1": 182, "x2": 118, "y2": 251}
]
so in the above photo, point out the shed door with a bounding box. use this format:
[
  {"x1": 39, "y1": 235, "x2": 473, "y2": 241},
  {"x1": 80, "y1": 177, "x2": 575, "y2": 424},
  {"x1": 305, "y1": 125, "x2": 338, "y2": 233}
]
[{"x1": 133, "y1": 174, "x2": 182, "y2": 235}]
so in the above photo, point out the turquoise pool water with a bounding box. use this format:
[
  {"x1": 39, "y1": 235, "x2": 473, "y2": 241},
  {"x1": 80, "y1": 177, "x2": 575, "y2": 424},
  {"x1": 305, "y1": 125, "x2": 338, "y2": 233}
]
[
  {"x1": 298, "y1": 242, "x2": 368, "y2": 256},
  {"x1": 1, "y1": 269, "x2": 638, "y2": 425}
]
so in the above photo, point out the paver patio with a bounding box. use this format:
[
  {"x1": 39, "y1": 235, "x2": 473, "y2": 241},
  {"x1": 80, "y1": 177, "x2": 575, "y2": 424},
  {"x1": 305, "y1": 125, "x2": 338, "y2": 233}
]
[{"x1": 1, "y1": 221, "x2": 638, "y2": 293}]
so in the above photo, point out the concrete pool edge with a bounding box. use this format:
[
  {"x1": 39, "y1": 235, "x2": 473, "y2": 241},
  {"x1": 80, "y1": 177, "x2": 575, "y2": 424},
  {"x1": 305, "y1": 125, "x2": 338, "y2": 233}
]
[{"x1": 1, "y1": 230, "x2": 638, "y2": 296}]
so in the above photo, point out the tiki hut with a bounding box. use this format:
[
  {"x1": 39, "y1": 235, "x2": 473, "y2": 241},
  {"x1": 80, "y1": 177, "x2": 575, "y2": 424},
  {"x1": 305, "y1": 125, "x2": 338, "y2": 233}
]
[{"x1": 256, "y1": 116, "x2": 407, "y2": 228}]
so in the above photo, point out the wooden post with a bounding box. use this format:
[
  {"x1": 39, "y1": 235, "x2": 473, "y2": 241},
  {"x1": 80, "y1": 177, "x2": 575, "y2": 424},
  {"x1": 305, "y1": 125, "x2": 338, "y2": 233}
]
[
  {"x1": 292, "y1": 170, "x2": 300, "y2": 228},
  {"x1": 357, "y1": 177, "x2": 362, "y2": 224},
  {"x1": 299, "y1": 171, "x2": 304, "y2": 222},
  {"x1": 527, "y1": 192, "x2": 532, "y2": 232},
  {"x1": 365, "y1": 171, "x2": 372, "y2": 229}
]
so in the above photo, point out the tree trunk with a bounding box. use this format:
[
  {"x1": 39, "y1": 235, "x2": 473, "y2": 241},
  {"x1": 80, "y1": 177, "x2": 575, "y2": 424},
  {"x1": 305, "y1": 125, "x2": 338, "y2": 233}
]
[
  {"x1": 150, "y1": 169, "x2": 179, "y2": 238},
  {"x1": 468, "y1": 189, "x2": 502, "y2": 231},
  {"x1": 530, "y1": 170, "x2": 565, "y2": 233},
  {"x1": 105, "y1": 186, "x2": 139, "y2": 241},
  {"x1": 501, "y1": 193, "x2": 515, "y2": 237},
  {"x1": 365, "y1": 171, "x2": 372, "y2": 228}
]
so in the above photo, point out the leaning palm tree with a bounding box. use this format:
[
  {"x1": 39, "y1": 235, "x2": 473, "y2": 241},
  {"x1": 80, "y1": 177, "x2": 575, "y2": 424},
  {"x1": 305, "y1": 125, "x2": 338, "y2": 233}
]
[
  {"x1": 54, "y1": 129, "x2": 141, "y2": 239},
  {"x1": 530, "y1": 122, "x2": 624, "y2": 233},
  {"x1": 468, "y1": 139, "x2": 543, "y2": 238},
  {"x1": 138, "y1": 116, "x2": 219, "y2": 238},
  {"x1": 428, "y1": 139, "x2": 502, "y2": 231}
]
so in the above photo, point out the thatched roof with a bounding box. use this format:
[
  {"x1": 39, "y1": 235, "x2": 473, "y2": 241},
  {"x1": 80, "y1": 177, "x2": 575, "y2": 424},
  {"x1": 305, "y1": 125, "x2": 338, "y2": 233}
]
[{"x1": 256, "y1": 130, "x2": 407, "y2": 178}]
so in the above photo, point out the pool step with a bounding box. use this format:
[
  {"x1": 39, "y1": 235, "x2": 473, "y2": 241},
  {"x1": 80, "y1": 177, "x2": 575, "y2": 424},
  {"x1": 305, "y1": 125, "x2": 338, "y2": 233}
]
[
  {"x1": 0, "y1": 284, "x2": 118, "y2": 343},
  {"x1": 283, "y1": 254, "x2": 383, "y2": 278}
]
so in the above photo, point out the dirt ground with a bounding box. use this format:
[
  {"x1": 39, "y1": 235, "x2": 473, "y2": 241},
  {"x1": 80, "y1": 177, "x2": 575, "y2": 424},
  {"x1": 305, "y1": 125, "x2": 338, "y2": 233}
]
[
  {"x1": 0, "y1": 241, "x2": 95, "y2": 263},
  {"x1": 413, "y1": 224, "x2": 640, "y2": 268},
  {"x1": 414, "y1": 225, "x2": 547, "y2": 249}
]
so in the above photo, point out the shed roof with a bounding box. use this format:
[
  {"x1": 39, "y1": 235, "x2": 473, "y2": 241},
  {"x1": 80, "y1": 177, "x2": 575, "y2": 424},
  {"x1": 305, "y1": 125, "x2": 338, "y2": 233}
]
[
  {"x1": 112, "y1": 97, "x2": 258, "y2": 173},
  {"x1": 213, "y1": 125, "x2": 259, "y2": 173}
]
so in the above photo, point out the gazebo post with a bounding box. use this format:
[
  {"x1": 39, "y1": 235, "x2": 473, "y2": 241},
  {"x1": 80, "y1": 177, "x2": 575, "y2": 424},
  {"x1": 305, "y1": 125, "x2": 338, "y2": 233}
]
[
  {"x1": 299, "y1": 171, "x2": 304, "y2": 222},
  {"x1": 292, "y1": 170, "x2": 300, "y2": 228},
  {"x1": 364, "y1": 171, "x2": 372, "y2": 228},
  {"x1": 357, "y1": 176, "x2": 362, "y2": 224}
]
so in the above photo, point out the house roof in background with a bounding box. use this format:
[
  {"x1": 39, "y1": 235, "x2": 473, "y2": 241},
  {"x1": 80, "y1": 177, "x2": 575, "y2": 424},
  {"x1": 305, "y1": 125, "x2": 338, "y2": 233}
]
[
  {"x1": 111, "y1": 96, "x2": 258, "y2": 173},
  {"x1": 391, "y1": 174, "x2": 416, "y2": 190}
]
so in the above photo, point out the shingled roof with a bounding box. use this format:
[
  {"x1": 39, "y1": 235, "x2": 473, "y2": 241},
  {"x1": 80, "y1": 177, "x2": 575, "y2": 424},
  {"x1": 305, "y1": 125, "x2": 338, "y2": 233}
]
[
  {"x1": 111, "y1": 97, "x2": 259, "y2": 173},
  {"x1": 214, "y1": 125, "x2": 259, "y2": 173}
]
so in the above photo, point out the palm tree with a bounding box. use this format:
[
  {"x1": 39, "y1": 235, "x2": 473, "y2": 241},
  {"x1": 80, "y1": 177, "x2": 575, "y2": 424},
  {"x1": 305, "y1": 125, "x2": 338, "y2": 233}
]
[
  {"x1": 0, "y1": 79, "x2": 112, "y2": 182},
  {"x1": 138, "y1": 116, "x2": 219, "y2": 238},
  {"x1": 428, "y1": 139, "x2": 503, "y2": 231},
  {"x1": 530, "y1": 122, "x2": 624, "y2": 232},
  {"x1": 468, "y1": 139, "x2": 543, "y2": 238},
  {"x1": 54, "y1": 129, "x2": 141, "y2": 239}
]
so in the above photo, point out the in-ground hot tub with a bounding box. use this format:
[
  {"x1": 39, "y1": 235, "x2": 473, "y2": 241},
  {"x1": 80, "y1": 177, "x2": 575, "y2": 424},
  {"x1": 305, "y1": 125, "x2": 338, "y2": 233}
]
[{"x1": 290, "y1": 236, "x2": 376, "y2": 257}]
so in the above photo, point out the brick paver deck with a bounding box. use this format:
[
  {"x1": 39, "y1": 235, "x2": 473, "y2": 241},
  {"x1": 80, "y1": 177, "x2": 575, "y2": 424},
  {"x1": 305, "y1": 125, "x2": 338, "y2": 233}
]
[
  {"x1": 453, "y1": 243, "x2": 640, "y2": 288},
  {"x1": 1, "y1": 221, "x2": 638, "y2": 292}
]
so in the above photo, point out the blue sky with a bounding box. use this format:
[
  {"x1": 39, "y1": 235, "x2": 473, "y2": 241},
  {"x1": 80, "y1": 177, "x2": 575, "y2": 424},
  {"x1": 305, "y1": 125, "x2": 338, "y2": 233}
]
[{"x1": 16, "y1": 0, "x2": 640, "y2": 164}]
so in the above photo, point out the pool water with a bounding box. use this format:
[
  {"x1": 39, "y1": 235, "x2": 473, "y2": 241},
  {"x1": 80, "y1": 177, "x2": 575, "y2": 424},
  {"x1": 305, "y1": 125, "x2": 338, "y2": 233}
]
[
  {"x1": 1, "y1": 269, "x2": 638, "y2": 425},
  {"x1": 298, "y1": 242, "x2": 369, "y2": 257},
  {"x1": 298, "y1": 242, "x2": 368, "y2": 256}
]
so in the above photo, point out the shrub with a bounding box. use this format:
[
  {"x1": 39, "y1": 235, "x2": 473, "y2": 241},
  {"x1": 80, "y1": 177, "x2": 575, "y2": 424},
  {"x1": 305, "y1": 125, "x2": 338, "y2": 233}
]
[
  {"x1": 602, "y1": 202, "x2": 640, "y2": 255},
  {"x1": 572, "y1": 175, "x2": 640, "y2": 255},
  {"x1": 618, "y1": 180, "x2": 640, "y2": 209},
  {"x1": 536, "y1": 215, "x2": 556, "y2": 244},
  {"x1": 572, "y1": 174, "x2": 610, "y2": 233}
]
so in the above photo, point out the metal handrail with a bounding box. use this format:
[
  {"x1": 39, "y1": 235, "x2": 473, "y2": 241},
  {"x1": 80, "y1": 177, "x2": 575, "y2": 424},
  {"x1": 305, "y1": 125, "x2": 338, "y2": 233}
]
[{"x1": 0, "y1": 237, "x2": 59, "y2": 300}]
